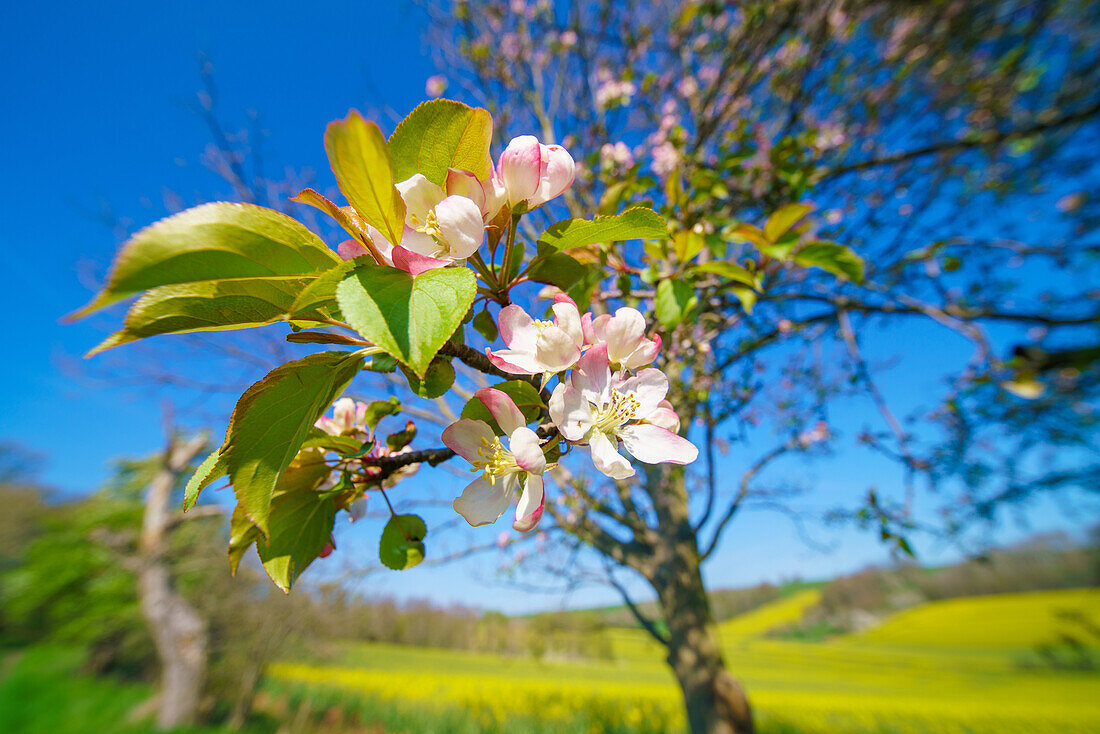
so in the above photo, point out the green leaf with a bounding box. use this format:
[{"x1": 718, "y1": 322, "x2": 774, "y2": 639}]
[
  {"x1": 402, "y1": 359, "x2": 455, "y2": 399},
  {"x1": 385, "y1": 421, "x2": 417, "y2": 452},
  {"x1": 732, "y1": 286, "x2": 758, "y2": 314},
  {"x1": 379, "y1": 514, "x2": 427, "y2": 571},
  {"x1": 89, "y1": 278, "x2": 327, "y2": 356},
  {"x1": 728, "y1": 223, "x2": 770, "y2": 249},
  {"x1": 538, "y1": 207, "x2": 669, "y2": 251},
  {"x1": 256, "y1": 479, "x2": 337, "y2": 591},
  {"x1": 526, "y1": 252, "x2": 588, "y2": 291},
  {"x1": 228, "y1": 505, "x2": 261, "y2": 576},
  {"x1": 69, "y1": 203, "x2": 340, "y2": 320},
  {"x1": 655, "y1": 279, "x2": 698, "y2": 329},
  {"x1": 388, "y1": 100, "x2": 493, "y2": 185},
  {"x1": 764, "y1": 203, "x2": 812, "y2": 243},
  {"x1": 460, "y1": 380, "x2": 544, "y2": 434},
  {"x1": 224, "y1": 351, "x2": 363, "y2": 535},
  {"x1": 324, "y1": 110, "x2": 406, "y2": 245},
  {"x1": 289, "y1": 260, "x2": 357, "y2": 318},
  {"x1": 693, "y1": 261, "x2": 759, "y2": 289},
  {"x1": 793, "y1": 242, "x2": 865, "y2": 283},
  {"x1": 472, "y1": 309, "x2": 498, "y2": 342},
  {"x1": 335, "y1": 263, "x2": 476, "y2": 378},
  {"x1": 363, "y1": 353, "x2": 398, "y2": 373},
  {"x1": 364, "y1": 397, "x2": 401, "y2": 430},
  {"x1": 299, "y1": 430, "x2": 364, "y2": 456},
  {"x1": 184, "y1": 448, "x2": 225, "y2": 511},
  {"x1": 672, "y1": 230, "x2": 705, "y2": 262}
]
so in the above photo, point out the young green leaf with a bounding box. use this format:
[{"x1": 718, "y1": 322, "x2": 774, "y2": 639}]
[
  {"x1": 401, "y1": 359, "x2": 455, "y2": 399},
  {"x1": 255, "y1": 479, "x2": 337, "y2": 592},
  {"x1": 68, "y1": 202, "x2": 340, "y2": 320},
  {"x1": 289, "y1": 260, "x2": 358, "y2": 318},
  {"x1": 655, "y1": 278, "x2": 699, "y2": 329},
  {"x1": 224, "y1": 351, "x2": 364, "y2": 535},
  {"x1": 388, "y1": 100, "x2": 493, "y2": 185},
  {"x1": 693, "y1": 261, "x2": 759, "y2": 289},
  {"x1": 471, "y1": 308, "x2": 498, "y2": 342},
  {"x1": 379, "y1": 514, "x2": 427, "y2": 571},
  {"x1": 88, "y1": 278, "x2": 329, "y2": 356},
  {"x1": 764, "y1": 202, "x2": 813, "y2": 243},
  {"x1": 526, "y1": 252, "x2": 588, "y2": 291},
  {"x1": 324, "y1": 110, "x2": 406, "y2": 245},
  {"x1": 184, "y1": 447, "x2": 226, "y2": 512},
  {"x1": 335, "y1": 263, "x2": 476, "y2": 378},
  {"x1": 793, "y1": 242, "x2": 865, "y2": 283},
  {"x1": 364, "y1": 397, "x2": 401, "y2": 430},
  {"x1": 228, "y1": 505, "x2": 262, "y2": 576},
  {"x1": 538, "y1": 207, "x2": 669, "y2": 251}
]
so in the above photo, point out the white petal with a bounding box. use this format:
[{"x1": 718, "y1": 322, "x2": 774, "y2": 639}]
[
  {"x1": 445, "y1": 168, "x2": 486, "y2": 213},
  {"x1": 508, "y1": 427, "x2": 545, "y2": 474},
  {"x1": 476, "y1": 387, "x2": 526, "y2": 435},
  {"x1": 400, "y1": 226, "x2": 442, "y2": 257},
  {"x1": 435, "y1": 194, "x2": 485, "y2": 259},
  {"x1": 396, "y1": 174, "x2": 444, "y2": 223},
  {"x1": 442, "y1": 419, "x2": 497, "y2": 463},
  {"x1": 618, "y1": 424, "x2": 698, "y2": 465},
  {"x1": 644, "y1": 404, "x2": 681, "y2": 432},
  {"x1": 589, "y1": 430, "x2": 634, "y2": 479},
  {"x1": 453, "y1": 476, "x2": 512, "y2": 527},
  {"x1": 332, "y1": 397, "x2": 357, "y2": 431},
  {"x1": 530, "y1": 144, "x2": 575, "y2": 207},
  {"x1": 551, "y1": 296, "x2": 584, "y2": 347},
  {"x1": 535, "y1": 326, "x2": 582, "y2": 372},
  {"x1": 572, "y1": 342, "x2": 612, "y2": 405},
  {"x1": 487, "y1": 348, "x2": 545, "y2": 375},
  {"x1": 600, "y1": 308, "x2": 646, "y2": 364},
  {"x1": 549, "y1": 384, "x2": 592, "y2": 442},
  {"x1": 616, "y1": 368, "x2": 669, "y2": 418},
  {"x1": 513, "y1": 474, "x2": 545, "y2": 532},
  {"x1": 498, "y1": 304, "x2": 538, "y2": 352}
]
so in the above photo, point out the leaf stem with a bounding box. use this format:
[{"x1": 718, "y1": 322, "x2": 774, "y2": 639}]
[{"x1": 498, "y1": 215, "x2": 520, "y2": 297}]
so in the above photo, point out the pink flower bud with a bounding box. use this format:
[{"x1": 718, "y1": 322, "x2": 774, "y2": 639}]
[{"x1": 496, "y1": 136, "x2": 575, "y2": 210}]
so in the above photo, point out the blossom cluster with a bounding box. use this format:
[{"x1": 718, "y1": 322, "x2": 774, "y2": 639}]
[
  {"x1": 443, "y1": 297, "x2": 698, "y2": 533},
  {"x1": 337, "y1": 135, "x2": 574, "y2": 275}
]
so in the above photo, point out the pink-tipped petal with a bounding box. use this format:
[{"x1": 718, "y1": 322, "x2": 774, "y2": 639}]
[
  {"x1": 618, "y1": 424, "x2": 699, "y2": 465},
  {"x1": 337, "y1": 239, "x2": 369, "y2": 261},
  {"x1": 536, "y1": 327, "x2": 582, "y2": 373},
  {"x1": 498, "y1": 304, "x2": 537, "y2": 350},
  {"x1": 487, "y1": 348, "x2": 545, "y2": 375},
  {"x1": 572, "y1": 342, "x2": 612, "y2": 404},
  {"x1": 644, "y1": 404, "x2": 682, "y2": 432},
  {"x1": 531, "y1": 144, "x2": 575, "y2": 207},
  {"x1": 623, "y1": 334, "x2": 661, "y2": 369},
  {"x1": 601, "y1": 307, "x2": 647, "y2": 364},
  {"x1": 589, "y1": 430, "x2": 635, "y2": 479},
  {"x1": 453, "y1": 475, "x2": 514, "y2": 527},
  {"x1": 508, "y1": 427, "x2": 546, "y2": 474},
  {"x1": 581, "y1": 312, "x2": 596, "y2": 345},
  {"x1": 445, "y1": 168, "x2": 487, "y2": 213},
  {"x1": 332, "y1": 397, "x2": 357, "y2": 431},
  {"x1": 476, "y1": 387, "x2": 527, "y2": 435},
  {"x1": 551, "y1": 298, "x2": 584, "y2": 347},
  {"x1": 442, "y1": 419, "x2": 498, "y2": 463},
  {"x1": 513, "y1": 474, "x2": 545, "y2": 532},
  {"x1": 392, "y1": 245, "x2": 451, "y2": 275},
  {"x1": 498, "y1": 135, "x2": 543, "y2": 205}
]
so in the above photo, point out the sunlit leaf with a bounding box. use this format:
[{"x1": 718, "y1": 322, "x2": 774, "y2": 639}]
[
  {"x1": 388, "y1": 100, "x2": 493, "y2": 185},
  {"x1": 324, "y1": 110, "x2": 406, "y2": 244},
  {"x1": 538, "y1": 207, "x2": 669, "y2": 251}
]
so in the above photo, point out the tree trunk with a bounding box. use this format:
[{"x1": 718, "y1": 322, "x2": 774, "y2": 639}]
[
  {"x1": 648, "y1": 468, "x2": 754, "y2": 734},
  {"x1": 138, "y1": 433, "x2": 209, "y2": 729}
]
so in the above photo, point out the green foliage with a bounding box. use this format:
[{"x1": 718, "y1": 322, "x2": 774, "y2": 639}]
[
  {"x1": 526, "y1": 252, "x2": 589, "y2": 290},
  {"x1": 460, "y1": 380, "x2": 544, "y2": 434},
  {"x1": 335, "y1": 262, "x2": 476, "y2": 378},
  {"x1": 69, "y1": 202, "x2": 339, "y2": 320},
  {"x1": 364, "y1": 397, "x2": 401, "y2": 431},
  {"x1": 379, "y1": 514, "x2": 426, "y2": 571},
  {"x1": 388, "y1": 99, "x2": 494, "y2": 184},
  {"x1": 537, "y1": 207, "x2": 669, "y2": 251},
  {"x1": 89, "y1": 278, "x2": 330, "y2": 356},
  {"x1": 402, "y1": 358, "x2": 455, "y2": 399},
  {"x1": 763, "y1": 203, "x2": 812, "y2": 243},
  {"x1": 254, "y1": 463, "x2": 338, "y2": 592},
  {"x1": 183, "y1": 447, "x2": 226, "y2": 511},
  {"x1": 654, "y1": 279, "x2": 698, "y2": 329},
  {"x1": 793, "y1": 242, "x2": 865, "y2": 283},
  {"x1": 324, "y1": 110, "x2": 406, "y2": 244},
  {"x1": 223, "y1": 351, "x2": 363, "y2": 535},
  {"x1": 692, "y1": 261, "x2": 760, "y2": 289}
]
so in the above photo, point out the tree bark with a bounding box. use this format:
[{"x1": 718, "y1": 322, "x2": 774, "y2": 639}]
[
  {"x1": 646, "y1": 467, "x2": 754, "y2": 734},
  {"x1": 138, "y1": 433, "x2": 209, "y2": 729}
]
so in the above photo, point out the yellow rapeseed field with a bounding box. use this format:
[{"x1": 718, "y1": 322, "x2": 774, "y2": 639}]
[{"x1": 268, "y1": 588, "x2": 1100, "y2": 733}]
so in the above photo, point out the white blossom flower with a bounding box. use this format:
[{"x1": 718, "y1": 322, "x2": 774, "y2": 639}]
[
  {"x1": 582, "y1": 306, "x2": 661, "y2": 370},
  {"x1": 443, "y1": 388, "x2": 547, "y2": 531},
  {"x1": 549, "y1": 344, "x2": 698, "y2": 479},
  {"x1": 315, "y1": 397, "x2": 368, "y2": 436},
  {"x1": 488, "y1": 294, "x2": 584, "y2": 374}
]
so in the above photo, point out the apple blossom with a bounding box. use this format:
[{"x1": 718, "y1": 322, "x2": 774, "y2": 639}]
[
  {"x1": 443, "y1": 388, "x2": 548, "y2": 531},
  {"x1": 316, "y1": 397, "x2": 368, "y2": 437},
  {"x1": 496, "y1": 135, "x2": 575, "y2": 210},
  {"x1": 549, "y1": 344, "x2": 698, "y2": 480},
  {"x1": 487, "y1": 294, "x2": 584, "y2": 375},
  {"x1": 396, "y1": 173, "x2": 484, "y2": 263},
  {"x1": 582, "y1": 306, "x2": 661, "y2": 370}
]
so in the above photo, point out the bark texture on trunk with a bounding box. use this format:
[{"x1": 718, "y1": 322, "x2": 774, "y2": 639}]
[
  {"x1": 139, "y1": 434, "x2": 209, "y2": 729},
  {"x1": 648, "y1": 467, "x2": 754, "y2": 734}
]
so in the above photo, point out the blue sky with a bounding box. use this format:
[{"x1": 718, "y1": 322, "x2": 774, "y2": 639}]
[{"x1": 1, "y1": 1, "x2": 1090, "y2": 614}]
